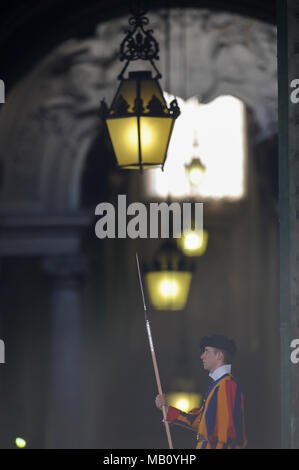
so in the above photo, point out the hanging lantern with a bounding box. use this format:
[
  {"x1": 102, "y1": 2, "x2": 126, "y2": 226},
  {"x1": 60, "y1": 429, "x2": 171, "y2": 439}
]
[
  {"x1": 100, "y1": 6, "x2": 180, "y2": 170},
  {"x1": 185, "y1": 133, "x2": 206, "y2": 186},
  {"x1": 144, "y1": 240, "x2": 194, "y2": 311},
  {"x1": 177, "y1": 228, "x2": 208, "y2": 257},
  {"x1": 185, "y1": 157, "x2": 206, "y2": 187},
  {"x1": 167, "y1": 378, "x2": 202, "y2": 412}
]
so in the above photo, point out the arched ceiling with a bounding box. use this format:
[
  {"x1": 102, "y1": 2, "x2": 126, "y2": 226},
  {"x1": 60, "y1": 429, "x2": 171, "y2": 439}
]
[{"x1": 1, "y1": 0, "x2": 276, "y2": 89}]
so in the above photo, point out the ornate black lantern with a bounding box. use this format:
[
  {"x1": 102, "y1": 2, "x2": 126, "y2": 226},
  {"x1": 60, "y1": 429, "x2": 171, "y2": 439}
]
[
  {"x1": 185, "y1": 157, "x2": 206, "y2": 187},
  {"x1": 100, "y1": 6, "x2": 180, "y2": 170},
  {"x1": 185, "y1": 134, "x2": 206, "y2": 187},
  {"x1": 144, "y1": 240, "x2": 194, "y2": 311}
]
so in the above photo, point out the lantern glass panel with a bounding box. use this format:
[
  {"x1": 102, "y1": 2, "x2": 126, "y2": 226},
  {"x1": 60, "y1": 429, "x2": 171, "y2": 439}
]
[
  {"x1": 140, "y1": 79, "x2": 167, "y2": 111},
  {"x1": 111, "y1": 75, "x2": 167, "y2": 114},
  {"x1": 140, "y1": 116, "x2": 174, "y2": 166},
  {"x1": 111, "y1": 79, "x2": 137, "y2": 113},
  {"x1": 106, "y1": 116, "x2": 139, "y2": 167},
  {"x1": 187, "y1": 166, "x2": 205, "y2": 186}
]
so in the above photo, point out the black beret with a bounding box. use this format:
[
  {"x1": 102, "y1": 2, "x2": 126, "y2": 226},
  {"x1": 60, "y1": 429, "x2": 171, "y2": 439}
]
[{"x1": 200, "y1": 334, "x2": 237, "y2": 356}]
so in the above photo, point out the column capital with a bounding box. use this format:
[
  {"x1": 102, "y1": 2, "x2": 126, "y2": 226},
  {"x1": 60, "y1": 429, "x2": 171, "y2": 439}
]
[{"x1": 43, "y1": 253, "x2": 89, "y2": 287}]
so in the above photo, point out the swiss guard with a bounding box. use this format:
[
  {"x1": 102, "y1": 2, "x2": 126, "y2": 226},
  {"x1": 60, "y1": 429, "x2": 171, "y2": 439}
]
[{"x1": 155, "y1": 334, "x2": 247, "y2": 449}]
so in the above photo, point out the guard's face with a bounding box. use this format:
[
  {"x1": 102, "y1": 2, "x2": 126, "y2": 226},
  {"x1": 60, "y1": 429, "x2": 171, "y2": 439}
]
[{"x1": 200, "y1": 346, "x2": 220, "y2": 372}]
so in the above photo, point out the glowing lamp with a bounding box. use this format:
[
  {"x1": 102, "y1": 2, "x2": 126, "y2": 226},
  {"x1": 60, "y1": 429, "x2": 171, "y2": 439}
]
[
  {"x1": 100, "y1": 6, "x2": 180, "y2": 170},
  {"x1": 144, "y1": 240, "x2": 193, "y2": 311},
  {"x1": 185, "y1": 157, "x2": 206, "y2": 187},
  {"x1": 167, "y1": 392, "x2": 202, "y2": 412},
  {"x1": 15, "y1": 437, "x2": 26, "y2": 448},
  {"x1": 103, "y1": 71, "x2": 179, "y2": 170},
  {"x1": 167, "y1": 378, "x2": 202, "y2": 412},
  {"x1": 146, "y1": 270, "x2": 192, "y2": 311},
  {"x1": 177, "y1": 228, "x2": 208, "y2": 257}
]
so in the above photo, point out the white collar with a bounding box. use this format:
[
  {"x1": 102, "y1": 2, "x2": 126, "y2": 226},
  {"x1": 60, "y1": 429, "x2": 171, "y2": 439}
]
[{"x1": 209, "y1": 364, "x2": 231, "y2": 381}]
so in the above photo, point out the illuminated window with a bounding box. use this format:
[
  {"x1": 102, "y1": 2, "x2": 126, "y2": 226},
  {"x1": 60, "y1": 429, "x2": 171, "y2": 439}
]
[{"x1": 145, "y1": 95, "x2": 246, "y2": 200}]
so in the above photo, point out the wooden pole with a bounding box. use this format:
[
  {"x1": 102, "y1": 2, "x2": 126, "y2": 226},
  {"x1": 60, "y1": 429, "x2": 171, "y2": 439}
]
[{"x1": 136, "y1": 253, "x2": 174, "y2": 449}]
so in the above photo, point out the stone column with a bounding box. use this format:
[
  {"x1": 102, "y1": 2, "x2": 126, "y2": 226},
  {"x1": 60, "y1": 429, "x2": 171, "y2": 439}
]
[
  {"x1": 288, "y1": 0, "x2": 299, "y2": 448},
  {"x1": 43, "y1": 254, "x2": 88, "y2": 448},
  {"x1": 278, "y1": 0, "x2": 299, "y2": 448}
]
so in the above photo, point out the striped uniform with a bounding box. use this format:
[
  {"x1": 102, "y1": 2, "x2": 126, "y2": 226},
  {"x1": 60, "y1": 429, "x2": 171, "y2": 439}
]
[{"x1": 165, "y1": 373, "x2": 247, "y2": 449}]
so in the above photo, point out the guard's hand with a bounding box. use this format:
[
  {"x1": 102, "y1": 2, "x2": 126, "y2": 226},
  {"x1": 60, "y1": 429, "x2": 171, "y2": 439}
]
[{"x1": 155, "y1": 394, "x2": 168, "y2": 412}]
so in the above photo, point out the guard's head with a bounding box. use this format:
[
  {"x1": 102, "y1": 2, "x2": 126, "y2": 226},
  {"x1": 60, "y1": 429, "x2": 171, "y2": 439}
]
[{"x1": 199, "y1": 334, "x2": 236, "y2": 372}]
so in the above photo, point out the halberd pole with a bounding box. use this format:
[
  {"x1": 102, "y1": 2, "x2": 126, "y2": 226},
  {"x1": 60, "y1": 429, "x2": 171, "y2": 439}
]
[{"x1": 136, "y1": 253, "x2": 174, "y2": 449}]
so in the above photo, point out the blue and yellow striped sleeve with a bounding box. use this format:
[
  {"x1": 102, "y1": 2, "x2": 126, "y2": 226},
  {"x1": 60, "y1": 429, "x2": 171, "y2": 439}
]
[{"x1": 165, "y1": 406, "x2": 202, "y2": 433}]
